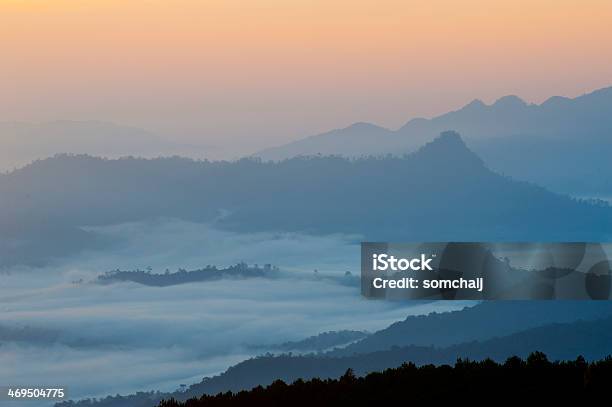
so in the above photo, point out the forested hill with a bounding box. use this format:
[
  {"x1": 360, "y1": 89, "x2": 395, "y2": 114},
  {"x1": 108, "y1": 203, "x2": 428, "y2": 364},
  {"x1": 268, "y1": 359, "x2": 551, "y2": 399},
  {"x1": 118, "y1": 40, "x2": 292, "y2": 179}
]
[
  {"x1": 3, "y1": 131, "x2": 612, "y2": 267},
  {"x1": 331, "y1": 301, "x2": 612, "y2": 355},
  {"x1": 157, "y1": 353, "x2": 612, "y2": 406},
  {"x1": 163, "y1": 315, "x2": 612, "y2": 398},
  {"x1": 97, "y1": 263, "x2": 278, "y2": 287},
  {"x1": 256, "y1": 330, "x2": 370, "y2": 353}
]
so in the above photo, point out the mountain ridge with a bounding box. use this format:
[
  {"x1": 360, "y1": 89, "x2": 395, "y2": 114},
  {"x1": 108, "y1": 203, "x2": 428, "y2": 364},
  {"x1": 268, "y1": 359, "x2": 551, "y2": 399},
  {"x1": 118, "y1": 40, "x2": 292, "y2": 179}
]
[
  {"x1": 0, "y1": 120, "x2": 213, "y2": 172},
  {"x1": 257, "y1": 86, "x2": 612, "y2": 161},
  {"x1": 3, "y1": 131, "x2": 612, "y2": 267},
  {"x1": 55, "y1": 307, "x2": 612, "y2": 407},
  {"x1": 253, "y1": 86, "x2": 612, "y2": 196}
]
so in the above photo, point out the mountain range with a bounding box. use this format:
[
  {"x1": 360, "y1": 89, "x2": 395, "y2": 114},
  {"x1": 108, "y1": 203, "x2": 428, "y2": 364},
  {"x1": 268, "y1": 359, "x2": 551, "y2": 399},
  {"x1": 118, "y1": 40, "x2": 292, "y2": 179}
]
[
  {"x1": 255, "y1": 86, "x2": 612, "y2": 196},
  {"x1": 2, "y1": 131, "x2": 611, "y2": 268},
  {"x1": 3, "y1": 87, "x2": 611, "y2": 196},
  {"x1": 330, "y1": 300, "x2": 612, "y2": 355},
  {"x1": 178, "y1": 315, "x2": 612, "y2": 398},
  {"x1": 55, "y1": 301, "x2": 612, "y2": 407}
]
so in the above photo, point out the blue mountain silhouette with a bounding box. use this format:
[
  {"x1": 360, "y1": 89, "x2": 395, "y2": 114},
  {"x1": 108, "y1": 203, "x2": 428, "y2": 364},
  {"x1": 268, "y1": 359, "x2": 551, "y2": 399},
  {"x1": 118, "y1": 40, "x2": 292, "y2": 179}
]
[
  {"x1": 255, "y1": 86, "x2": 612, "y2": 196},
  {"x1": 2, "y1": 131, "x2": 611, "y2": 267}
]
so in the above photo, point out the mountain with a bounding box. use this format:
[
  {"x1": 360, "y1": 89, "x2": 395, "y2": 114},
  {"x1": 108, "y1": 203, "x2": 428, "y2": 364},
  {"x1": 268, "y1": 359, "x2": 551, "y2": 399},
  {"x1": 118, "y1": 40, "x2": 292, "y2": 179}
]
[
  {"x1": 255, "y1": 330, "x2": 370, "y2": 353},
  {"x1": 217, "y1": 132, "x2": 612, "y2": 241},
  {"x1": 253, "y1": 122, "x2": 402, "y2": 161},
  {"x1": 331, "y1": 301, "x2": 612, "y2": 356},
  {"x1": 153, "y1": 314, "x2": 612, "y2": 398},
  {"x1": 256, "y1": 300, "x2": 612, "y2": 357},
  {"x1": 57, "y1": 309, "x2": 612, "y2": 407},
  {"x1": 2, "y1": 132, "x2": 611, "y2": 267},
  {"x1": 0, "y1": 120, "x2": 210, "y2": 172},
  {"x1": 254, "y1": 86, "x2": 612, "y2": 196}
]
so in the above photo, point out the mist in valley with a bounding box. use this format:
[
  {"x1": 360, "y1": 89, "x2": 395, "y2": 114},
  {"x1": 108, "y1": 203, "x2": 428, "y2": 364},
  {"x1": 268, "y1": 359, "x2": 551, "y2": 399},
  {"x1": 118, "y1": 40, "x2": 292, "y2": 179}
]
[{"x1": 0, "y1": 219, "x2": 468, "y2": 401}]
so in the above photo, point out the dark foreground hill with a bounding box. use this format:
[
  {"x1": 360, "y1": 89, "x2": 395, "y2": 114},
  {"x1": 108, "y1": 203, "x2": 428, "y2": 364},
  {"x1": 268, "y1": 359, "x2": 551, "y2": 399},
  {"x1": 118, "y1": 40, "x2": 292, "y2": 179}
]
[
  {"x1": 3, "y1": 132, "x2": 611, "y2": 267},
  {"x1": 159, "y1": 353, "x2": 612, "y2": 406}
]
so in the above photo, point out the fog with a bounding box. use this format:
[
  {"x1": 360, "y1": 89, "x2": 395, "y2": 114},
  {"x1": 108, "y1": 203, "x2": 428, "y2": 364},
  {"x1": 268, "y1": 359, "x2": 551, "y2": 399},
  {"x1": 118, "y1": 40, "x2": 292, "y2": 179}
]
[{"x1": 0, "y1": 219, "x2": 469, "y2": 402}]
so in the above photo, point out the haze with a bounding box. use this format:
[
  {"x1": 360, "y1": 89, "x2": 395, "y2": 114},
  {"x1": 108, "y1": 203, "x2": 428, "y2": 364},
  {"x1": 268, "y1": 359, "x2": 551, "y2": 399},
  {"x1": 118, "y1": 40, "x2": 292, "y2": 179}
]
[{"x1": 1, "y1": 0, "x2": 612, "y2": 158}]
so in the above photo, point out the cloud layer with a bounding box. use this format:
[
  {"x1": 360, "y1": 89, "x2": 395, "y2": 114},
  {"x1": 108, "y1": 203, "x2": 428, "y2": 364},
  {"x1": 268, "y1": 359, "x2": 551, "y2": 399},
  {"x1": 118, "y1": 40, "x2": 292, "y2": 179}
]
[{"x1": 1, "y1": 219, "x2": 469, "y2": 400}]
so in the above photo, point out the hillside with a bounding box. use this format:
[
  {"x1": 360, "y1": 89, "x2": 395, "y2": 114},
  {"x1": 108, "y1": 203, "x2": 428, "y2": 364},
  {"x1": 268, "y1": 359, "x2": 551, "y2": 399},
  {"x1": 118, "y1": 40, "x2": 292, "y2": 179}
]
[
  {"x1": 331, "y1": 301, "x2": 612, "y2": 355},
  {"x1": 57, "y1": 313, "x2": 612, "y2": 407},
  {"x1": 256, "y1": 330, "x2": 370, "y2": 353},
  {"x1": 158, "y1": 353, "x2": 612, "y2": 406},
  {"x1": 3, "y1": 131, "x2": 611, "y2": 267},
  {"x1": 175, "y1": 315, "x2": 612, "y2": 397}
]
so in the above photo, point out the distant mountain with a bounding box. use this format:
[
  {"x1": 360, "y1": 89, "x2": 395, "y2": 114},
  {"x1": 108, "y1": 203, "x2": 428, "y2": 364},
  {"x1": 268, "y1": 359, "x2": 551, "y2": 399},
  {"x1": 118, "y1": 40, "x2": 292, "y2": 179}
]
[
  {"x1": 0, "y1": 120, "x2": 210, "y2": 171},
  {"x1": 254, "y1": 86, "x2": 612, "y2": 196},
  {"x1": 254, "y1": 330, "x2": 370, "y2": 353},
  {"x1": 254, "y1": 122, "x2": 403, "y2": 161},
  {"x1": 261, "y1": 302, "x2": 612, "y2": 357},
  {"x1": 2, "y1": 132, "x2": 611, "y2": 267}
]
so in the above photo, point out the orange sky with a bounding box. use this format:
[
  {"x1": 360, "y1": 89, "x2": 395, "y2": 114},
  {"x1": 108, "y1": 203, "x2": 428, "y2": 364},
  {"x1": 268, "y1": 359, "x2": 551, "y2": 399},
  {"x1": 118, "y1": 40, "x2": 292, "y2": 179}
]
[{"x1": 1, "y1": 0, "x2": 612, "y2": 156}]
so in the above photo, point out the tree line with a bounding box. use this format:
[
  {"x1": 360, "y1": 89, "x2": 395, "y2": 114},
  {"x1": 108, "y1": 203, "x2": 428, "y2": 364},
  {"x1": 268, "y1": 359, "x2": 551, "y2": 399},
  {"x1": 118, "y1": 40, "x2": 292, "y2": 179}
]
[{"x1": 158, "y1": 352, "x2": 612, "y2": 406}]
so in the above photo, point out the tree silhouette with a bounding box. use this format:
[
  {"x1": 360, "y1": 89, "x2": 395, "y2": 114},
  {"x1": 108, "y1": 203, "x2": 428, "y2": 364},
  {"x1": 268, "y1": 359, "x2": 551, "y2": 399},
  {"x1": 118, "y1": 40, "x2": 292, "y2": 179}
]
[{"x1": 156, "y1": 353, "x2": 612, "y2": 406}]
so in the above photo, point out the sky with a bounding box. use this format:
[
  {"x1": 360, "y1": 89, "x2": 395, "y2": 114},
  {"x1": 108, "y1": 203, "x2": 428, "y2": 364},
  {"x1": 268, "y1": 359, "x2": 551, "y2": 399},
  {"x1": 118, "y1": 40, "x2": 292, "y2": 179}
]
[{"x1": 1, "y1": 0, "x2": 612, "y2": 157}]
